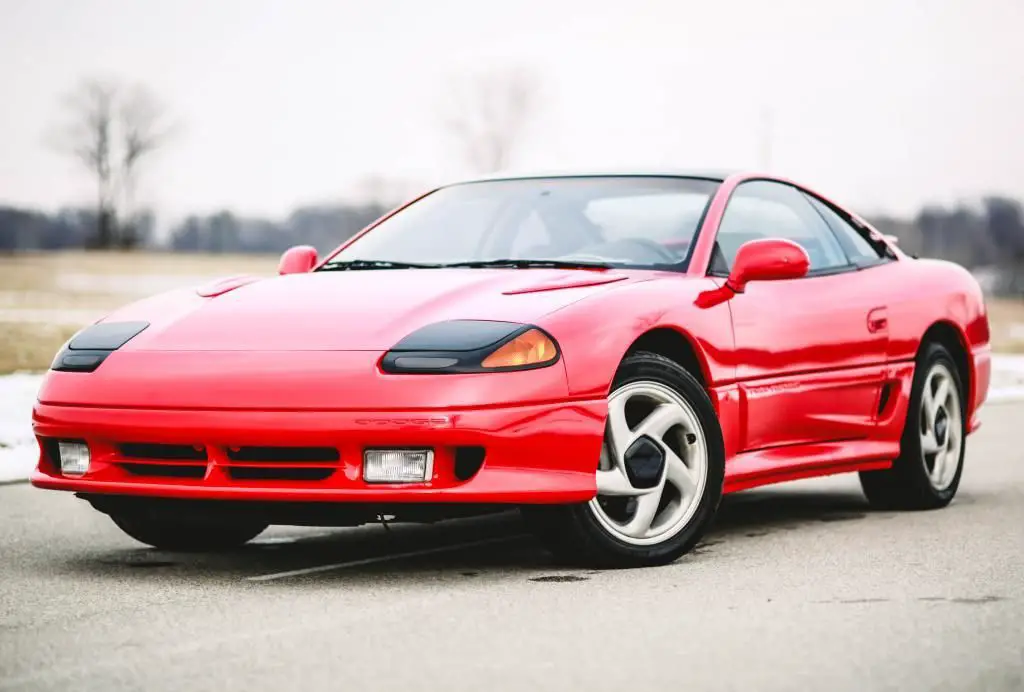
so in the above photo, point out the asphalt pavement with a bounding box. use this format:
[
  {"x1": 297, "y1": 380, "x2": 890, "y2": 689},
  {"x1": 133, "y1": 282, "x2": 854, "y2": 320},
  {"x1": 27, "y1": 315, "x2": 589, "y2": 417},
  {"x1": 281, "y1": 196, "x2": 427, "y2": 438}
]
[{"x1": 2, "y1": 403, "x2": 1023, "y2": 692}]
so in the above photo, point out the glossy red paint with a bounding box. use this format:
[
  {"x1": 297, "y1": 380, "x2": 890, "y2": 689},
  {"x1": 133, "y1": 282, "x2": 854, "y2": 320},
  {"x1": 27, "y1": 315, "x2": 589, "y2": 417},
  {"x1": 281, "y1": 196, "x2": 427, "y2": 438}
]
[
  {"x1": 278, "y1": 245, "x2": 318, "y2": 275},
  {"x1": 195, "y1": 275, "x2": 262, "y2": 298},
  {"x1": 32, "y1": 398, "x2": 605, "y2": 503},
  {"x1": 31, "y1": 171, "x2": 991, "y2": 507}
]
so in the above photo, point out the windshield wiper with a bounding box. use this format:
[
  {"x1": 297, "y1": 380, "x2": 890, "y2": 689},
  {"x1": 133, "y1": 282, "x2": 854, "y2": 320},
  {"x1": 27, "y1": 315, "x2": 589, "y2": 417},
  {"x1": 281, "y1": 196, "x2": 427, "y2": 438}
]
[
  {"x1": 439, "y1": 258, "x2": 614, "y2": 270},
  {"x1": 318, "y1": 258, "x2": 616, "y2": 271},
  {"x1": 317, "y1": 259, "x2": 441, "y2": 271}
]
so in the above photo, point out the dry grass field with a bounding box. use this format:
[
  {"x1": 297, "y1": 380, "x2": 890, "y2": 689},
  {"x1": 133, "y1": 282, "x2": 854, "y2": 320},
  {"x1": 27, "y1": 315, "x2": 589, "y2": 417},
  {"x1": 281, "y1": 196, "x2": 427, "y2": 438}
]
[
  {"x1": 0, "y1": 251, "x2": 278, "y2": 373},
  {"x1": 984, "y1": 297, "x2": 1024, "y2": 354},
  {"x1": 1, "y1": 250, "x2": 1023, "y2": 373}
]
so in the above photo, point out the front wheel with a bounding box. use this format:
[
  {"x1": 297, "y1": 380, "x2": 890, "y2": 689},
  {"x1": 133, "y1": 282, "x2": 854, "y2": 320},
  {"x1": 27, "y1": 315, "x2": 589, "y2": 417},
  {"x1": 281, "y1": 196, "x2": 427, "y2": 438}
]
[
  {"x1": 523, "y1": 351, "x2": 725, "y2": 568},
  {"x1": 109, "y1": 511, "x2": 268, "y2": 551}
]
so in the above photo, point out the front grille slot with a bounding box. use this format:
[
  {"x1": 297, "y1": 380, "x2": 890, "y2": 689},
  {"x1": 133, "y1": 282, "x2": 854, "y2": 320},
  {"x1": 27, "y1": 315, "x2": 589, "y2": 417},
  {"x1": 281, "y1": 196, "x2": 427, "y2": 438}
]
[
  {"x1": 224, "y1": 446, "x2": 339, "y2": 482},
  {"x1": 122, "y1": 463, "x2": 206, "y2": 479},
  {"x1": 113, "y1": 443, "x2": 338, "y2": 483},
  {"x1": 119, "y1": 443, "x2": 207, "y2": 461},
  {"x1": 116, "y1": 442, "x2": 208, "y2": 480},
  {"x1": 225, "y1": 446, "x2": 339, "y2": 463}
]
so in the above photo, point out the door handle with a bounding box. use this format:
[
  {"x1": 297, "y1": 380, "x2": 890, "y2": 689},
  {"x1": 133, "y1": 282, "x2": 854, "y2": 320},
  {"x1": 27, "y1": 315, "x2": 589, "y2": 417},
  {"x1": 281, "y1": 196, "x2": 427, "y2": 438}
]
[{"x1": 867, "y1": 307, "x2": 888, "y2": 333}]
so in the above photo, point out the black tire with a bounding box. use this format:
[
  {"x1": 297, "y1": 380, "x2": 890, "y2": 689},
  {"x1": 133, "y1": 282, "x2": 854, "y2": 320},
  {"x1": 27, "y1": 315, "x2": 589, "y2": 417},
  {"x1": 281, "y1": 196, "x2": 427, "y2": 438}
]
[
  {"x1": 859, "y1": 342, "x2": 966, "y2": 510},
  {"x1": 522, "y1": 351, "x2": 725, "y2": 568},
  {"x1": 109, "y1": 511, "x2": 268, "y2": 551}
]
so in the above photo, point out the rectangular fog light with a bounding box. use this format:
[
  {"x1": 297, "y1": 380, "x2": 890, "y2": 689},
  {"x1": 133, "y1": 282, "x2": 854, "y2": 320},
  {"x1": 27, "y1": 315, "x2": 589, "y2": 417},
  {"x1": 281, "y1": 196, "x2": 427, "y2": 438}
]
[
  {"x1": 363, "y1": 449, "x2": 433, "y2": 483},
  {"x1": 57, "y1": 441, "x2": 90, "y2": 476}
]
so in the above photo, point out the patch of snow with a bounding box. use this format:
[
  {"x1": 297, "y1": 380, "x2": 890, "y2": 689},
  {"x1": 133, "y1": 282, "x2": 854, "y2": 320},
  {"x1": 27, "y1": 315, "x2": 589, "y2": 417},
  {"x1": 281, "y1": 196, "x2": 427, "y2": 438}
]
[
  {"x1": 0, "y1": 373, "x2": 42, "y2": 482},
  {"x1": 988, "y1": 387, "x2": 1024, "y2": 404},
  {"x1": 992, "y1": 353, "x2": 1024, "y2": 375},
  {"x1": 3, "y1": 354, "x2": 1024, "y2": 483},
  {"x1": 991, "y1": 355, "x2": 1024, "y2": 405}
]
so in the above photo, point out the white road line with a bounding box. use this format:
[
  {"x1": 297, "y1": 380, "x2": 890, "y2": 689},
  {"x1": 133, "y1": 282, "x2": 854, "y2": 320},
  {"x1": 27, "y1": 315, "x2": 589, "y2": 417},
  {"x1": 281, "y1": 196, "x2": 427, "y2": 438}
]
[{"x1": 246, "y1": 534, "x2": 525, "y2": 582}]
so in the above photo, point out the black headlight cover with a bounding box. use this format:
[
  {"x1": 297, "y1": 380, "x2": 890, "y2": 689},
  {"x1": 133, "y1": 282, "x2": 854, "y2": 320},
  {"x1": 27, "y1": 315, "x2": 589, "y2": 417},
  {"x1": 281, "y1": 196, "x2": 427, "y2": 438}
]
[
  {"x1": 50, "y1": 321, "x2": 149, "y2": 372},
  {"x1": 381, "y1": 320, "x2": 560, "y2": 374}
]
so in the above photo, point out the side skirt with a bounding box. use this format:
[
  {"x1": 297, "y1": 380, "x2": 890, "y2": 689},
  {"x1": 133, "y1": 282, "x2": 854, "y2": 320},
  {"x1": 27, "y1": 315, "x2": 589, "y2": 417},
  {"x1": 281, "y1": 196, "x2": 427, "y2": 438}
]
[{"x1": 723, "y1": 440, "x2": 898, "y2": 494}]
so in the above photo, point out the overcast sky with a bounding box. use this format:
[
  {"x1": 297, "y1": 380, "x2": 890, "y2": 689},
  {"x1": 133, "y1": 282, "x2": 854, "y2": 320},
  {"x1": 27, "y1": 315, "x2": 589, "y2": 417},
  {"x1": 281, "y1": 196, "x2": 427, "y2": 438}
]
[{"x1": 1, "y1": 0, "x2": 1021, "y2": 219}]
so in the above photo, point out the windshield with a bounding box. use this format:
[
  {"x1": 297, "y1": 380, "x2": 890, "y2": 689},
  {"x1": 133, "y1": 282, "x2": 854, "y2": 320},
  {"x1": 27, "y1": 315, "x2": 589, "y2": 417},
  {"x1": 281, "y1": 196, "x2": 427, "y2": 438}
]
[{"x1": 323, "y1": 176, "x2": 719, "y2": 270}]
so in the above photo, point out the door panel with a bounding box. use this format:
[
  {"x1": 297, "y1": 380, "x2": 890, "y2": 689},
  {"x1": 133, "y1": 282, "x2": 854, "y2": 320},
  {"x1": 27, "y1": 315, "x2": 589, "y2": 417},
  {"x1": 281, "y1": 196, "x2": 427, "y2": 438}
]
[
  {"x1": 730, "y1": 274, "x2": 888, "y2": 450},
  {"x1": 713, "y1": 180, "x2": 891, "y2": 452}
]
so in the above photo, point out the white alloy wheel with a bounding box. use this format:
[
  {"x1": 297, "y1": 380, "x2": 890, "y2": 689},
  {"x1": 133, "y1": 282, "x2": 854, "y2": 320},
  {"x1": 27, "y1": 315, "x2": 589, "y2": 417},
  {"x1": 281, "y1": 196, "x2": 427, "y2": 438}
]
[
  {"x1": 919, "y1": 362, "x2": 963, "y2": 492},
  {"x1": 589, "y1": 381, "x2": 709, "y2": 546},
  {"x1": 859, "y1": 342, "x2": 966, "y2": 511}
]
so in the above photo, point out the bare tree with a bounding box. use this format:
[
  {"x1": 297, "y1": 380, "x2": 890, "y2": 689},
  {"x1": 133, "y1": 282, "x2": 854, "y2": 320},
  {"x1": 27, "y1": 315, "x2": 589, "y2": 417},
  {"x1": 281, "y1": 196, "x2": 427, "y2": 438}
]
[
  {"x1": 117, "y1": 85, "x2": 172, "y2": 247},
  {"x1": 441, "y1": 67, "x2": 541, "y2": 174},
  {"x1": 54, "y1": 78, "x2": 173, "y2": 249},
  {"x1": 57, "y1": 80, "x2": 117, "y2": 248}
]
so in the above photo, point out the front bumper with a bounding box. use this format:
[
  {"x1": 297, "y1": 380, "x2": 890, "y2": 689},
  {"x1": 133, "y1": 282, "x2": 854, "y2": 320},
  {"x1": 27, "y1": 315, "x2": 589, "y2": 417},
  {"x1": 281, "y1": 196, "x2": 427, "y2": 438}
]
[{"x1": 30, "y1": 399, "x2": 606, "y2": 504}]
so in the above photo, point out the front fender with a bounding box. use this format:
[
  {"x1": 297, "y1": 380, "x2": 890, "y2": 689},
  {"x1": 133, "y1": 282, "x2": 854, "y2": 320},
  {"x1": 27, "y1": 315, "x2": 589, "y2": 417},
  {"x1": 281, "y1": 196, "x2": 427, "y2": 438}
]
[{"x1": 537, "y1": 276, "x2": 736, "y2": 399}]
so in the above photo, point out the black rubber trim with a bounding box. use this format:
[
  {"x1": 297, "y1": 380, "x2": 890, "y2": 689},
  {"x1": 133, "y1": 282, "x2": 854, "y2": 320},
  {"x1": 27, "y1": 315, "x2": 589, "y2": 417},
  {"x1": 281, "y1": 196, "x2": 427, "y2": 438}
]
[
  {"x1": 51, "y1": 349, "x2": 112, "y2": 373},
  {"x1": 51, "y1": 321, "x2": 149, "y2": 372},
  {"x1": 389, "y1": 320, "x2": 525, "y2": 352},
  {"x1": 68, "y1": 321, "x2": 149, "y2": 350},
  {"x1": 381, "y1": 321, "x2": 560, "y2": 374}
]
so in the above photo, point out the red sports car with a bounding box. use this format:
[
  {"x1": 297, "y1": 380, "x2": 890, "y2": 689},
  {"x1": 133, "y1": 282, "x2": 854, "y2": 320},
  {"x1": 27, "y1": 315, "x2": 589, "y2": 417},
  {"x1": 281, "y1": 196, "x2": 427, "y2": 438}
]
[{"x1": 31, "y1": 171, "x2": 991, "y2": 567}]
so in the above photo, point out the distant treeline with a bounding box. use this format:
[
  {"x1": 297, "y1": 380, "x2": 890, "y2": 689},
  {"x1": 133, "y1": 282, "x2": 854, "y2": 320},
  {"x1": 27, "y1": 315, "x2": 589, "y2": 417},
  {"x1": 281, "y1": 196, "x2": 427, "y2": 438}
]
[
  {"x1": 0, "y1": 203, "x2": 389, "y2": 257},
  {"x1": 869, "y1": 196, "x2": 1024, "y2": 295},
  {"x1": 166, "y1": 204, "x2": 389, "y2": 255},
  {"x1": 2, "y1": 196, "x2": 1023, "y2": 295}
]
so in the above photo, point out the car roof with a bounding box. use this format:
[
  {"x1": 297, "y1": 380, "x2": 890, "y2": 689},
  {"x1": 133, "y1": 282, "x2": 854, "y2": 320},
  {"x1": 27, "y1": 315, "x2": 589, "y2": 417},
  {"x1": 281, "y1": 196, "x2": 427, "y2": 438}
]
[{"x1": 443, "y1": 168, "x2": 742, "y2": 186}]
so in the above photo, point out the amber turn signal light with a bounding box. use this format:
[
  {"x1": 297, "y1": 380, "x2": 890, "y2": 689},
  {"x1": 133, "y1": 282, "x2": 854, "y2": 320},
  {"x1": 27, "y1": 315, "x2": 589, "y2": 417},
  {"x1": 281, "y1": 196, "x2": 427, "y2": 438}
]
[{"x1": 481, "y1": 329, "x2": 558, "y2": 369}]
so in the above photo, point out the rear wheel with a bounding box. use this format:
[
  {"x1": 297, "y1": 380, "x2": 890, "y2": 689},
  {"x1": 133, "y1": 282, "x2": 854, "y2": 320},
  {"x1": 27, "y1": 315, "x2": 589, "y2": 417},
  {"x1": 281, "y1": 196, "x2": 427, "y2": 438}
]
[
  {"x1": 109, "y1": 511, "x2": 268, "y2": 551},
  {"x1": 523, "y1": 351, "x2": 725, "y2": 568},
  {"x1": 859, "y1": 342, "x2": 966, "y2": 510}
]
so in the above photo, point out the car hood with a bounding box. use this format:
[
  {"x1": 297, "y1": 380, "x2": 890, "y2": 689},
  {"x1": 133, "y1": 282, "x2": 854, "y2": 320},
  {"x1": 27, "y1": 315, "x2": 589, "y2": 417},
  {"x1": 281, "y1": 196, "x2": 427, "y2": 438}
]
[{"x1": 107, "y1": 268, "x2": 639, "y2": 352}]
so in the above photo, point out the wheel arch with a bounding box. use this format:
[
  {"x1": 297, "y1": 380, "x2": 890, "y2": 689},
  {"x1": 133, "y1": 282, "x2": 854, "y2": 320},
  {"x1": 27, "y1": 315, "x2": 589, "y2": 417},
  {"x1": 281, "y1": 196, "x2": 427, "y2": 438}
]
[
  {"x1": 623, "y1": 327, "x2": 710, "y2": 389},
  {"x1": 918, "y1": 320, "x2": 972, "y2": 410}
]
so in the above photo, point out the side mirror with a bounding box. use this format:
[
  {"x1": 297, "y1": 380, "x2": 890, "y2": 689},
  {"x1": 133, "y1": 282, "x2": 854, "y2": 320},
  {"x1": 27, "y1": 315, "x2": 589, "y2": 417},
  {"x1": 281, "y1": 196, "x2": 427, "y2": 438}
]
[
  {"x1": 278, "y1": 245, "x2": 318, "y2": 275},
  {"x1": 726, "y1": 238, "x2": 809, "y2": 293}
]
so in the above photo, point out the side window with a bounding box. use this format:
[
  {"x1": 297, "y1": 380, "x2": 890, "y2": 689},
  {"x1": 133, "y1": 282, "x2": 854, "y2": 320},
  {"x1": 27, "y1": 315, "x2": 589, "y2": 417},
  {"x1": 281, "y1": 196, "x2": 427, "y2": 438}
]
[
  {"x1": 714, "y1": 181, "x2": 849, "y2": 273},
  {"x1": 804, "y1": 194, "x2": 886, "y2": 263}
]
